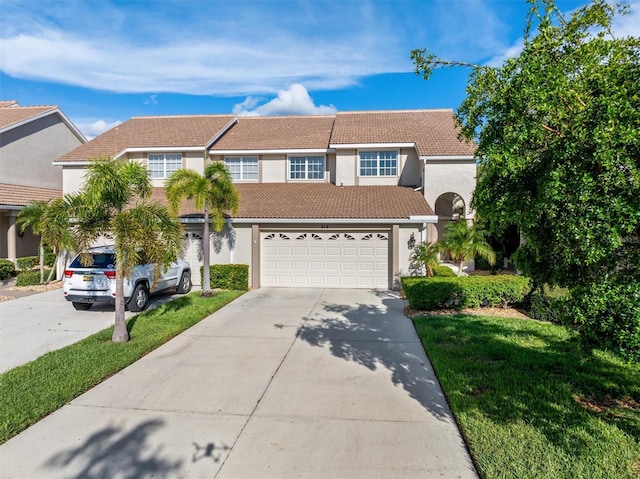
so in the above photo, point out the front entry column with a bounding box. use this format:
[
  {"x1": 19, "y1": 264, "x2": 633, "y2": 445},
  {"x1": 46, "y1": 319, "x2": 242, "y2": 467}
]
[{"x1": 7, "y1": 214, "x2": 17, "y2": 263}]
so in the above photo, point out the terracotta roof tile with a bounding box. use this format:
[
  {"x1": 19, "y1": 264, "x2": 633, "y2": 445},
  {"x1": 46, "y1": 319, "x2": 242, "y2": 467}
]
[
  {"x1": 0, "y1": 183, "x2": 62, "y2": 207},
  {"x1": 58, "y1": 115, "x2": 236, "y2": 162},
  {"x1": 331, "y1": 110, "x2": 476, "y2": 157},
  {"x1": 0, "y1": 105, "x2": 58, "y2": 130},
  {"x1": 151, "y1": 183, "x2": 433, "y2": 219},
  {"x1": 210, "y1": 116, "x2": 334, "y2": 151}
]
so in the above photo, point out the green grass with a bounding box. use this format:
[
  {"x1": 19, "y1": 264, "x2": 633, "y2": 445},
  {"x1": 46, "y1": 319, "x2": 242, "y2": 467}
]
[
  {"x1": 413, "y1": 314, "x2": 640, "y2": 479},
  {"x1": 0, "y1": 290, "x2": 243, "y2": 443}
]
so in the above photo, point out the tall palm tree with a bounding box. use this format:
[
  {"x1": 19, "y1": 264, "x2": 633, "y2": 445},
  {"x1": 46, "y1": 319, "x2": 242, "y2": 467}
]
[
  {"x1": 409, "y1": 241, "x2": 440, "y2": 277},
  {"x1": 41, "y1": 197, "x2": 75, "y2": 283},
  {"x1": 440, "y1": 220, "x2": 496, "y2": 276},
  {"x1": 16, "y1": 201, "x2": 48, "y2": 283},
  {"x1": 165, "y1": 162, "x2": 239, "y2": 296},
  {"x1": 69, "y1": 158, "x2": 184, "y2": 342}
]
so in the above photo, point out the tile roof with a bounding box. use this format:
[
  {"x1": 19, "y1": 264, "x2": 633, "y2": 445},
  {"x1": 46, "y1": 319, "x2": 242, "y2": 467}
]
[
  {"x1": 331, "y1": 110, "x2": 476, "y2": 157},
  {"x1": 151, "y1": 183, "x2": 434, "y2": 219},
  {"x1": 210, "y1": 116, "x2": 335, "y2": 151},
  {"x1": 0, "y1": 101, "x2": 18, "y2": 108},
  {"x1": 0, "y1": 183, "x2": 62, "y2": 208},
  {"x1": 0, "y1": 105, "x2": 58, "y2": 130},
  {"x1": 58, "y1": 115, "x2": 236, "y2": 162}
]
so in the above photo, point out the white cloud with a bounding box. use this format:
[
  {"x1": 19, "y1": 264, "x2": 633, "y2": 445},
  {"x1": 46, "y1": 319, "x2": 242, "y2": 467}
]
[
  {"x1": 485, "y1": 39, "x2": 525, "y2": 67},
  {"x1": 143, "y1": 95, "x2": 158, "y2": 105},
  {"x1": 233, "y1": 84, "x2": 336, "y2": 116},
  {"x1": 612, "y1": 0, "x2": 640, "y2": 37},
  {"x1": 75, "y1": 119, "x2": 122, "y2": 140}
]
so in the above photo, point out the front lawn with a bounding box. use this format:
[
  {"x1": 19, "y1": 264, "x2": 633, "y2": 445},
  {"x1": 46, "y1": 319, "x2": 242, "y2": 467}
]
[
  {"x1": 0, "y1": 290, "x2": 244, "y2": 443},
  {"x1": 413, "y1": 314, "x2": 640, "y2": 479}
]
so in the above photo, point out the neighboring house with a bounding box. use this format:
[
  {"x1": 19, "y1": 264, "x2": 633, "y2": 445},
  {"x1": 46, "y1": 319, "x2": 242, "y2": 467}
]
[
  {"x1": 55, "y1": 110, "x2": 476, "y2": 289},
  {"x1": 0, "y1": 101, "x2": 86, "y2": 262}
]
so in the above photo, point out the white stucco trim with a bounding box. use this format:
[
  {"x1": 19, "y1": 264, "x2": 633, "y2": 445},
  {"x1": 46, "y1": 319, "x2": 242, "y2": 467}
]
[
  {"x1": 211, "y1": 148, "x2": 333, "y2": 155},
  {"x1": 421, "y1": 155, "x2": 476, "y2": 161},
  {"x1": 205, "y1": 116, "x2": 239, "y2": 149},
  {"x1": 330, "y1": 143, "x2": 415, "y2": 149},
  {"x1": 52, "y1": 161, "x2": 93, "y2": 166},
  {"x1": 227, "y1": 217, "x2": 438, "y2": 224}
]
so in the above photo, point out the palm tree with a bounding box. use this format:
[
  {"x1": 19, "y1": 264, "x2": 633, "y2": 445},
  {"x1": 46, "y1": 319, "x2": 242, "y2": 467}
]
[
  {"x1": 165, "y1": 162, "x2": 239, "y2": 297},
  {"x1": 16, "y1": 201, "x2": 48, "y2": 283},
  {"x1": 41, "y1": 197, "x2": 75, "y2": 283},
  {"x1": 69, "y1": 158, "x2": 184, "y2": 342},
  {"x1": 440, "y1": 220, "x2": 496, "y2": 276},
  {"x1": 409, "y1": 241, "x2": 440, "y2": 277}
]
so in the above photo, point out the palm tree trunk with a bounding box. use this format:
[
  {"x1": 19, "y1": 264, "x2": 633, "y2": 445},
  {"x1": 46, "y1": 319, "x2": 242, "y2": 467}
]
[
  {"x1": 39, "y1": 243, "x2": 45, "y2": 284},
  {"x1": 45, "y1": 248, "x2": 57, "y2": 283},
  {"x1": 202, "y1": 206, "x2": 212, "y2": 297},
  {"x1": 113, "y1": 269, "x2": 129, "y2": 342}
]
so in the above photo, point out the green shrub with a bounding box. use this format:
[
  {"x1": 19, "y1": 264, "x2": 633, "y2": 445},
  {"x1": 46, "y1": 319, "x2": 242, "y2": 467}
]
[
  {"x1": 402, "y1": 275, "x2": 531, "y2": 311},
  {"x1": 475, "y1": 251, "x2": 505, "y2": 271},
  {"x1": 528, "y1": 286, "x2": 567, "y2": 324},
  {"x1": 201, "y1": 264, "x2": 249, "y2": 291},
  {"x1": 433, "y1": 265, "x2": 456, "y2": 277},
  {"x1": 16, "y1": 256, "x2": 37, "y2": 270},
  {"x1": 15, "y1": 269, "x2": 51, "y2": 286},
  {"x1": 0, "y1": 259, "x2": 15, "y2": 280},
  {"x1": 562, "y1": 277, "x2": 640, "y2": 362}
]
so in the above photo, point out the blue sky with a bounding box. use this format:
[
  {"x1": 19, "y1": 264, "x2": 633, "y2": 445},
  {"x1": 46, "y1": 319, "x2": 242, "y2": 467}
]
[{"x1": 1, "y1": 0, "x2": 638, "y2": 138}]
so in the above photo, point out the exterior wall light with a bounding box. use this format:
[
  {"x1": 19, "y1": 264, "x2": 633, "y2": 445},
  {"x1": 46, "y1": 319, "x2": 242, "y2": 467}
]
[{"x1": 408, "y1": 233, "x2": 416, "y2": 250}]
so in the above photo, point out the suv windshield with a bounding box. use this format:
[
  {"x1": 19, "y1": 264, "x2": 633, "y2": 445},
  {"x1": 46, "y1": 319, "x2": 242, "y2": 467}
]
[{"x1": 69, "y1": 253, "x2": 115, "y2": 269}]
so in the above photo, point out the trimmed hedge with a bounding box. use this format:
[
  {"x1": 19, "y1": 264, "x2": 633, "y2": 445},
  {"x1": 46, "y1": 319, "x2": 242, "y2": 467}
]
[
  {"x1": 0, "y1": 259, "x2": 15, "y2": 280},
  {"x1": 201, "y1": 264, "x2": 249, "y2": 291},
  {"x1": 433, "y1": 265, "x2": 456, "y2": 277},
  {"x1": 16, "y1": 254, "x2": 56, "y2": 270},
  {"x1": 402, "y1": 275, "x2": 531, "y2": 311},
  {"x1": 16, "y1": 269, "x2": 52, "y2": 286}
]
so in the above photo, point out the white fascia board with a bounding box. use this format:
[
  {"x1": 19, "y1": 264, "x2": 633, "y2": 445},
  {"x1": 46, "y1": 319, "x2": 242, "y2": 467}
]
[
  {"x1": 0, "y1": 205, "x2": 26, "y2": 211},
  {"x1": 211, "y1": 148, "x2": 333, "y2": 155},
  {"x1": 226, "y1": 217, "x2": 437, "y2": 225},
  {"x1": 421, "y1": 155, "x2": 476, "y2": 161},
  {"x1": 330, "y1": 143, "x2": 415, "y2": 149},
  {"x1": 0, "y1": 109, "x2": 87, "y2": 143},
  {"x1": 205, "y1": 116, "x2": 239, "y2": 149},
  {"x1": 52, "y1": 161, "x2": 93, "y2": 166},
  {"x1": 410, "y1": 215, "x2": 439, "y2": 222}
]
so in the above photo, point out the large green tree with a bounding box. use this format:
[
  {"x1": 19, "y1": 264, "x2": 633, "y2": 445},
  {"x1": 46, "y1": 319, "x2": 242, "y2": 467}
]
[
  {"x1": 165, "y1": 162, "x2": 239, "y2": 297},
  {"x1": 412, "y1": 0, "x2": 640, "y2": 359},
  {"x1": 70, "y1": 158, "x2": 184, "y2": 342}
]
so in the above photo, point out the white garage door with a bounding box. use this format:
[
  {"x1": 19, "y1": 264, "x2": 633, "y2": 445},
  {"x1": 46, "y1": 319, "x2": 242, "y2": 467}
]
[{"x1": 261, "y1": 231, "x2": 389, "y2": 289}]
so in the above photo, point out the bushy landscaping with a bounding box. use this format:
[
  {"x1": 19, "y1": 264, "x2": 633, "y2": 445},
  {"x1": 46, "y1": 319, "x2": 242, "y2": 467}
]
[
  {"x1": 15, "y1": 254, "x2": 56, "y2": 270},
  {"x1": 413, "y1": 313, "x2": 640, "y2": 479},
  {"x1": 0, "y1": 259, "x2": 15, "y2": 280},
  {"x1": 0, "y1": 290, "x2": 243, "y2": 443},
  {"x1": 15, "y1": 268, "x2": 52, "y2": 286},
  {"x1": 201, "y1": 264, "x2": 249, "y2": 291},
  {"x1": 402, "y1": 274, "x2": 530, "y2": 311}
]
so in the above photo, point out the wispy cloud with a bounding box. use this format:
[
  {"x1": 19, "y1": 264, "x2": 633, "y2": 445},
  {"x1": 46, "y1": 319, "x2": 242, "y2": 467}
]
[
  {"x1": 233, "y1": 84, "x2": 336, "y2": 116},
  {"x1": 74, "y1": 119, "x2": 122, "y2": 140}
]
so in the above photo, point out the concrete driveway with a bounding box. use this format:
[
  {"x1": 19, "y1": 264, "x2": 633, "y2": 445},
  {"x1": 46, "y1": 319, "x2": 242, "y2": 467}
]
[
  {"x1": 0, "y1": 288, "x2": 477, "y2": 478},
  {"x1": 0, "y1": 288, "x2": 183, "y2": 372}
]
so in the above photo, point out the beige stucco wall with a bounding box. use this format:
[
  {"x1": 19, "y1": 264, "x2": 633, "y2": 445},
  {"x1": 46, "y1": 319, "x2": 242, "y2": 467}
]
[
  {"x1": 261, "y1": 155, "x2": 286, "y2": 183},
  {"x1": 62, "y1": 166, "x2": 87, "y2": 195},
  {"x1": 424, "y1": 159, "x2": 477, "y2": 220},
  {"x1": 334, "y1": 148, "x2": 421, "y2": 187},
  {"x1": 0, "y1": 115, "x2": 83, "y2": 190},
  {"x1": 335, "y1": 149, "x2": 357, "y2": 186}
]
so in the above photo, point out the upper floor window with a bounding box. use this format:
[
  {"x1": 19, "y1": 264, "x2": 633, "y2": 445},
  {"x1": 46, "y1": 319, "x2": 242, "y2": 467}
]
[
  {"x1": 289, "y1": 156, "x2": 325, "y2": 180},
  {"x1": 148, "y1": 154, "x2": 182, "y2": 179},
  {"x1": 359, "y1": 150, "x2": 397, "y2": 177},
  {"x1": 225, "y1": 156, "x2": 258, "y2": 181}
]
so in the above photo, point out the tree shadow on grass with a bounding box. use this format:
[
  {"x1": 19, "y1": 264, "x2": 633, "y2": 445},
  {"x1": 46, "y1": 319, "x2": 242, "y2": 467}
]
[
  {"x1": 413, "y1": 314, "x2": 640, "y2": 451},
  {"x1": 44, "y1": 418, "x2": 182, "y2": 479},
  {"x1": 297, "y1": 290, "x2": 454, "y2": 422}
]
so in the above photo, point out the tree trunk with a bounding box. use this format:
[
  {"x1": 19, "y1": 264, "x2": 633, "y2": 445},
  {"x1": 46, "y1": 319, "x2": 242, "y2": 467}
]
[
  {"x1": 45, "y1": 248, "x2": 57, "y2": 283},
  {"x1": 458, "y1": 258, "x2": 464, "y2": 276},
  {"x1": 39, "y1": 243, "x2": 45, "y2": 284},
  {"x1": 112, "y1": 269, "x2": 129, "y2": 342},
  {"x1": 201, "y1": 206, "x2": 212, "y2": 297}
]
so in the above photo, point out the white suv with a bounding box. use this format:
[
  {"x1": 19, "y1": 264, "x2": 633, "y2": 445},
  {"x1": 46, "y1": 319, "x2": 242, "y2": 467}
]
[{"x1": 63, "y1": 246, "x2": 192, "y2": 311}]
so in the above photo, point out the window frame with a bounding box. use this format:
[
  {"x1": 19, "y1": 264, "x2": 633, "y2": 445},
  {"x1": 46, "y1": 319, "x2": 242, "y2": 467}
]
[
  {"x1": 147, "y1": 153, "x2": 183, "y2": 179},
  {"x1": 357, "y1": 150, "x2": 398, "y2": 177},
  {"x1": 224, "y1": 156, "x2": 259, "y2": 182},
  {"x1": 288, "y1": 155, "x2": 326, "y2": 181}
]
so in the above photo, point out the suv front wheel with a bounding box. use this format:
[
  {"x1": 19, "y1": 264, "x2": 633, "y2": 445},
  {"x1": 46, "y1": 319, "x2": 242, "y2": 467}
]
[
  {"x1": 177, "y1": 271, "x2": 192, "y2": 294},
  {"x1": 128, "y1": 284, "x2": 149, "y2": 312}
]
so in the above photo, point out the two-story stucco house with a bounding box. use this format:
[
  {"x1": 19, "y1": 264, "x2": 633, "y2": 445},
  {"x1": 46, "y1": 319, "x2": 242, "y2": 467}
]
[
  {"x1": 0, "y1": 101, "x2": 86, "y2": 262},
  {"x1": 55, "y1": 109, "x2": 476, "y2": 289}
]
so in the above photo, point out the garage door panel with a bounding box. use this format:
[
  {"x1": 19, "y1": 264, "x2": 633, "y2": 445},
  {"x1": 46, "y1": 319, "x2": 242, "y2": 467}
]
[{"x1": 262, "y1": 231, "x2": 389, "y2": 289}]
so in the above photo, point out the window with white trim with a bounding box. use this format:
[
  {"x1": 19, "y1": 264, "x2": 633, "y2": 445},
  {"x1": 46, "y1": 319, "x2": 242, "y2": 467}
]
[
  {"x1": 289, "y1": 156, "x2": 325, "y2": 180},
  {"x1": 148, "y1": 154, "x2": 182, "y2": 179},
  {"x1": 359, "y1": 150, "x2": 397, "y2": 176},
  {"x1": 225, "y1": 157, "x2": 258, "y2": 181}
]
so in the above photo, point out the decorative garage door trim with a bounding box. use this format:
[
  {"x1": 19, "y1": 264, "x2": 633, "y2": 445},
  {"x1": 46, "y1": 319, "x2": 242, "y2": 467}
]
[{"x1": 261, "y1": 231, "x2": 389, "y2": 289}]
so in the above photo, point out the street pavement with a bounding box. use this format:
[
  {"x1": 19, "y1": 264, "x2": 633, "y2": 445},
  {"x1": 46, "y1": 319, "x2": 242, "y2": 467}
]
[{"x1": 0, "y1": 288, "x2": 478, "y2": 478}]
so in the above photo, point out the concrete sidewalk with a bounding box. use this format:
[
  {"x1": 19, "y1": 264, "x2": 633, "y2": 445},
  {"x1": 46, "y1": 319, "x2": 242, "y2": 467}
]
[{"x1": 0, "y1": 288, "x2": 477, "y2": 478}]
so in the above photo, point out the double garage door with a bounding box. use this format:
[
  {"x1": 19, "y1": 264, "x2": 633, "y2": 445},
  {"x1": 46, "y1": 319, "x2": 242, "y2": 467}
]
[{"x1": 261, "y1": 231, "x2": 389, "y2": 289}]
